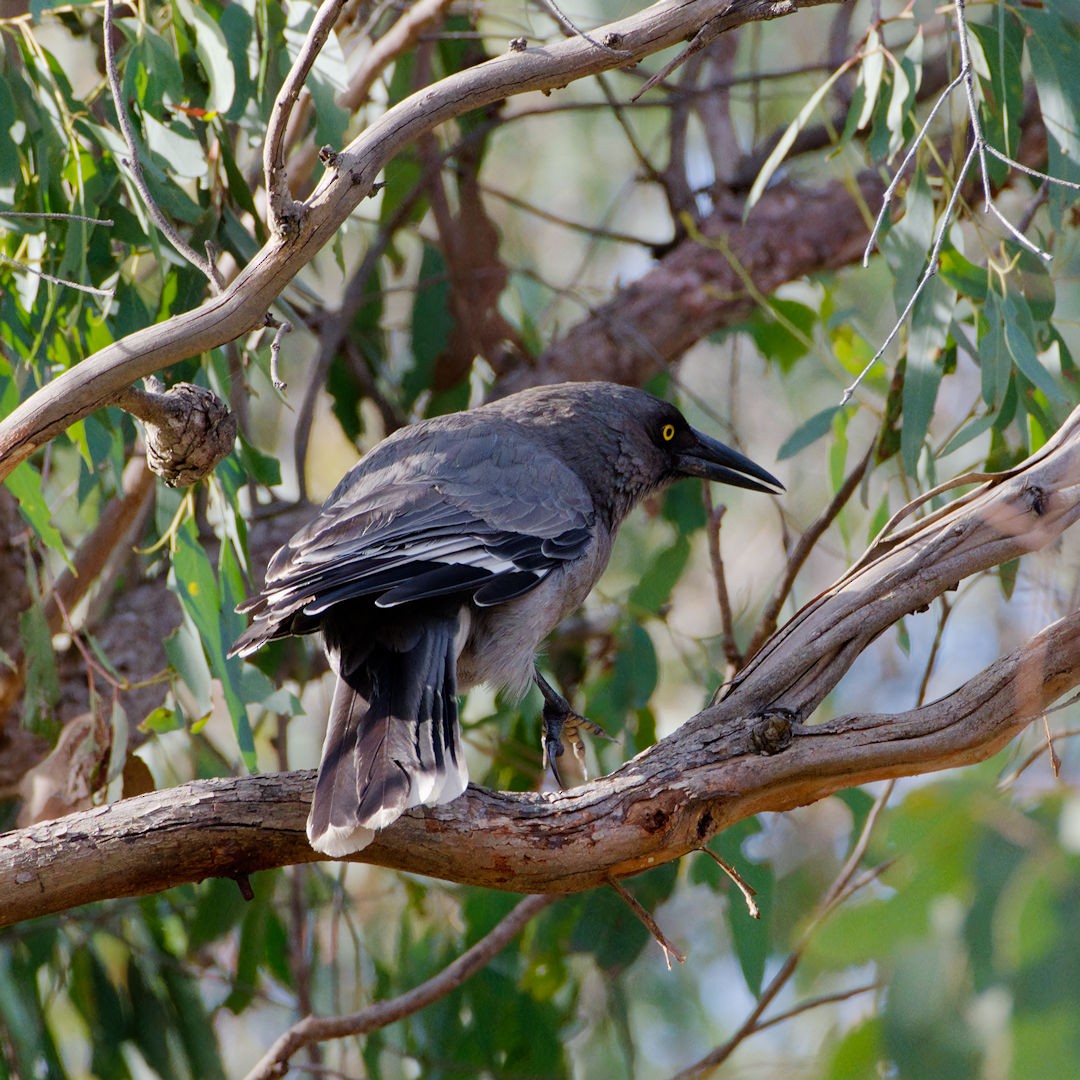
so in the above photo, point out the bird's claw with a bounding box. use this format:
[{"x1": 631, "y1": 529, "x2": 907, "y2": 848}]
[{"x1": 535, "y1": 678, "x2": 613, "y2": 790}]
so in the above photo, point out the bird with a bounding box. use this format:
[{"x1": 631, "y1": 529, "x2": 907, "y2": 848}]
[{"x1": 230, "y1": 381, "x2": 782, "y2": 856}]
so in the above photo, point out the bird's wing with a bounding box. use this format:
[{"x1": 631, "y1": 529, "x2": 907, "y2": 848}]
[{"x1": 230, "y1": 423, "x2": 595, "y2": 654}]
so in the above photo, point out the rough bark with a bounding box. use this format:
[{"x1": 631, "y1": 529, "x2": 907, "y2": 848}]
[{"x1": 4, "y1": 406, "x2": 1079, "y2": 927}]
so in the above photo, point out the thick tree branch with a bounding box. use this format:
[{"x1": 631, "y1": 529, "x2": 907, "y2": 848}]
[
  {"x1": 514, "y1": 174, "x2": 884, "y2": 389},
  {"x1": 0, "y1": 0, "x2": 839, "y2": 483},
  {"x1": 4, "y1": 407, "x2": 1080, "y2": 926}
]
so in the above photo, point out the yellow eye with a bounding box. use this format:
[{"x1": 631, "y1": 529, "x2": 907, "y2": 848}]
[{"x1": 661, "y1": 423, "x2": 676, "y2": 442}]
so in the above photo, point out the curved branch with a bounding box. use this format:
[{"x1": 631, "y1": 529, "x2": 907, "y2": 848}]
[
  {"x1": 0, "y1": 0, "x2": 838, "y2": 482},
  {"x1": 243, "y1": 893, "x2": 555, "y2": 1080},
  {"x1": 4, "y1": 408, "x2": 1080, "y2": 926}
]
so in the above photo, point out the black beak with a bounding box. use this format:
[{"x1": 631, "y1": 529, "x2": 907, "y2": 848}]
[{"x1": 675, "y1": 428, "x2": 784, "y2": 494}]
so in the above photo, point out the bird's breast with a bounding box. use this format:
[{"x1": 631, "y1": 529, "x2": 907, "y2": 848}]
[{"x1": 455, "y1": 527, "x2": 613, "y2": 696}]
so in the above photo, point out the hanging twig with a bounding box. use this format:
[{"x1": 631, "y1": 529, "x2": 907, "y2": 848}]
[
  {"x1": 842, "y1": 139, "x2": 978, "y2": 406},
  {"x1": 673, "y1": 783, "x2": 895, "y2": 1078},
  {"x1": 606, "y1": 875, "x2": 686, "y2": 969},
  {"x1": 0, "y1": 253, "x2": 115, "y2": 300},
  {"x1": 698, "y1": 846, "x2": 760, "y2": 919}
]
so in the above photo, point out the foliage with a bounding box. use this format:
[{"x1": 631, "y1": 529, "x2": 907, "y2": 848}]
[{"x1": 1, "y1": 0, "x2": 1079, "y2": 1077}]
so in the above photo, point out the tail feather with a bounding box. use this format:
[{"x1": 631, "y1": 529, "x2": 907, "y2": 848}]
[{"x1": 307, "y1": 611, "x2": 467, "y2": 857}]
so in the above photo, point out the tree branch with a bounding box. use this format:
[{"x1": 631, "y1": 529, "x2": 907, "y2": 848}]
[{"x1": 4, "y1": 408, "x2": 1080, "y2": 926}]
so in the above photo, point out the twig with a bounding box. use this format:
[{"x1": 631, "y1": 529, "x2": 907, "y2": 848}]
[
  {"x1": 242, "y1": 893, "x2": 556, "y2": 1080},
  {"x1": 915, "y1": 593, "x2": 952, "y2": 708},
  {"x1": 750, "y1": 979, "x2": 879, "y2": 1034},
  {"x1": 606, "y1": 876, "x2": 686, "y2": 968},
  {"x1": 841, "y1": 138, "x2": 978, "y2": 406},
  {"x1": 0, "y1": 252, "x2": 115, "y2": 300},
  {"x1": 984, "y1": 147, "x2": 1080, "y2": 192},
  {"x1": 102, "y1": 0, "x2": 222, "y2": 288},
  {"x1": 0, "y1": 211, "x2": 114, "y2": 225},
  {"x1": 341, "y1": 0, "x2": 455, "y2": 113},
  {"x1": 632, "y1": 0, "x2": 757, "y2": 102},
  {"x1": 698, "y1": 846, "x2": 759, "y2": 918},
  {"x1": 861, "y1": 72, "x2": 966, "y2": 266},
  {"x1": 268, "y1": 317, "x2": 292, "y2": 392},
  {"x1": 851, "y1": 0, "x2": 1074, "y2": 404},
  {"x1": 954, "y1": 0, "x2": 990, "y2": 210},
  {"x1": 673, "y1": 783, "x2": 895, "y2": 1078},
  {"x1": 480, "y1": 181, "x2": 660, "y2": 245},
  {"x1": 533, "y1": 0, "x2": 631, "y2": 57},
  {"x1": 1000, "y1": 721, "x2": 1079, "y2": 787},
  {"x1": 263, "y1": 0, "x2": 349, "y2": 235},
  {"x1": 703, "y1": 492, "x2": 742, "y2": 676},
  {"x1": 745, "y1": 443, "x2": 873, "y2": 660}
]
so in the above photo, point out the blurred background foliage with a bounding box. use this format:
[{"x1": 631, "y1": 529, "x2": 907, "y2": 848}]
[{"x1": 1, "y1": 0, "x2": 1079, "y2": 1076}]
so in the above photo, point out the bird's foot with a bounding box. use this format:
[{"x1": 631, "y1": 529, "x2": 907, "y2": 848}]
[{"x1": 535, "y1": 670, "x2": 613, "y2": 787}]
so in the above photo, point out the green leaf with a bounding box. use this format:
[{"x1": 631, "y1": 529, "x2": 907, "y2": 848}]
[
  {"x1": 855, "y1": 30, "x2": 884, "y2": 131},
  {"x1": 1002, "y1": 293, "x2": 1067, "y2": 404},
  {"x1": 175, "y1": 0, "x2": 236, "y2": 114},
  {"x1": 778, "y1": 406, "x2": 842, "y2": 460},
  {"x1": 160, "y1": 964, "x2": 227, "y2": 1080},
  {"x1": 0, "y1": 943, "x2": 67, "y2": 1080},
  {"x1": 661, "y1": 479, "x2": 707, "y2": 532},
  {"x1": 126, "y1": 961, "x2": 179, "y2": 1080},
  {"x1": 171, "y1": 522, "x2": 256, "y2": 769},
  {"x1": 969, "y1": 15, "x2": 1025, "y2": 186},
  {"x1": 5, "y1": 461, "x2": 70, "y2": 564},
  {"x1": 1021, "y1": 10, "x2": 1080, "y2": 226},
  {"x1": 826, "y1": 1016, "x2": 886, "y2": 1080},
  {"x1": 746, "y1": 60, "x2": 854, "y2": 212},
  {"x1": 979, "y1": 290, "x2": 1013, "y2": 409},
  {"x1": 884, "y1": 168, "x2": 936, "y2": 312},
  {"x1": 937, "y1": 247, "x2": 987, "y2": 301},
  {"x1": 901, "y1": 273, "x2": 955, "y2": 475},
  {"x1": 19, "y1": 599, "x2": 60, "y2": 739},
  {"x1": 629, "y1": 536, "x2": 690, "y2": 615},
  {"x1": 406, "y1": 243, "x2": 451, "y2": 407},
  {"x1": 751, "y1": 297, "x2": 818, "y2": 371}
]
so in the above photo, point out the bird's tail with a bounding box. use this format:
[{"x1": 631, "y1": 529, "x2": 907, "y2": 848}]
[{"x1": 308, "y1": 611, "x2": 467, "y2": 857}]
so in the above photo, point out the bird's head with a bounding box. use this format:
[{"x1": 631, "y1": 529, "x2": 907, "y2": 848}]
[{"x1": 494, "y1": 382, "x2": 783, "y2": 524}]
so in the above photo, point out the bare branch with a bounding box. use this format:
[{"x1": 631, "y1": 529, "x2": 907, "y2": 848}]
[
  {"x1": 745, "y1": 443, "x2": 873, "y2": 660},
  {"x1": 674, "y1": 783, "x2": 894, "y2": 1077},
  {"x1": 607, "y1": 876, "x2": 686, "y2": 967},
  {"x1": 264, "y1": 0, "x2": 350, "y2": 235},
  {"x1": 243, "y1": 894, "x2": 556, "y2": 1080},
  {"x1": 697, "y1": 846, "x2": 759, "y2": 918}
]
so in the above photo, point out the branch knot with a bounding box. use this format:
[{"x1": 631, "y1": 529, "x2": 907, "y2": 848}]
[{"x1": 115, "y1": 378, "x2": 237, "y2": 487}]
